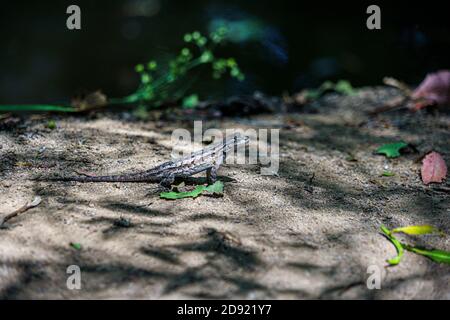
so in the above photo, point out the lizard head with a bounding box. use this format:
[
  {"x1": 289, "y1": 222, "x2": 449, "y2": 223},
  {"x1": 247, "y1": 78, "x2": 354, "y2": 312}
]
[
  {"x1": 222, "y1": 132, "x2": 249, "y2": 154},
  {"x1": 230, "y1": 132, "x2": 249, "y2": 145}
]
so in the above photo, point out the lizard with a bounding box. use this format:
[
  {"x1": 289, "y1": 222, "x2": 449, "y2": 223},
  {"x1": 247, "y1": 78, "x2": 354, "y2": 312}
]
[{"x1": 47, "y1": 133, "x2": 249, "y2": 188}]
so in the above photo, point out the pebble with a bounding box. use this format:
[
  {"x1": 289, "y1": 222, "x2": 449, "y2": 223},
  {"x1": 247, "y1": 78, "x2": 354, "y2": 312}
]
[{"x1": 2, "y1": 181, "x2": 12, "y2": 188}]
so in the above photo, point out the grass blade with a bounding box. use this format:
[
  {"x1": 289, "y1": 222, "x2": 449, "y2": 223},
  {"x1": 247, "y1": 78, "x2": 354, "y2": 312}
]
[
  {"x1": 392, "y1": 225, "x2": 445, "y2": 236},
  {"x1": 404, "y1": 246, "x2": 450, "y2": 264}
]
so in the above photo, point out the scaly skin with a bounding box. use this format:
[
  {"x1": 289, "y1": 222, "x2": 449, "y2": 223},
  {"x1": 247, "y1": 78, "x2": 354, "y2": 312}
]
[{"x1": 49, "y1": 133, "x2": 249, "y2": 187}]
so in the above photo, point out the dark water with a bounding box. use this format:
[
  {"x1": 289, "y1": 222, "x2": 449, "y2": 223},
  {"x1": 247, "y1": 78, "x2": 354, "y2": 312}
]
[{"x1": 1, "y1": 1, "x2": 449, "y2": 104}]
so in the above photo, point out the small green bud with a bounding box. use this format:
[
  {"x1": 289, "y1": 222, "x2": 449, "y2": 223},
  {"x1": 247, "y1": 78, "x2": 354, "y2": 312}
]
[
  {"x1": 147, "y1": 61, "x2": 157, "y2": 70},
  {"x1": 215, "y1": 60, "x2": 226, "y2": 70},
  {"x1": 217, "y1": 27, "x2": 228, "y2": 36},
  {"x1": 46, "y1": 120, "x2": 56, "y2": 130},
  {"x1": 141, "y1": 90, "x2": 154, "y2": 101},
  {"x1": 211, "y1": 34, "x2": 221, "y2": 43},
  {"x1": 227, "y1": 58, "x2": 237, "y2": 67},
  {"x1": 231, "y1": 68, "x2": 240, "y2": 77},
  {"x1": 183, "y1": 33, "x2": 192, "y2": 42},
  {"x1": 135, "y1": 64, "x2": 145, "y2": 73},
  {"x1": 200, "y1": 51, "x2": 213, "y2": 63},
  {"x1": 196, "y1": 37, "x2": 207, "y2": 47},
  {"x1": 181, "y1": 48, "x2": 190, "y2": 56},
  {"x1": 141, "y1": 73, "x2": 151, "y2": 84},
  {"x1": 192, "y1": 31, "x2": 201, "y2": 40}
]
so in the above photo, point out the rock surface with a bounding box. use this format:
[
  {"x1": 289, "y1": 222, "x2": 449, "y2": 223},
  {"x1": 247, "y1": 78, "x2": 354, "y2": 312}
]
[{"x1": 0, "y1": 87, "x2": 449, "y2": 299}]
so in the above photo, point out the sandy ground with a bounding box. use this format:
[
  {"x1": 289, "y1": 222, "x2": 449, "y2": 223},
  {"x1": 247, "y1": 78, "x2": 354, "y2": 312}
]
[{"x1": 0, "y1": 87, "x2": 449, "y2": 299}]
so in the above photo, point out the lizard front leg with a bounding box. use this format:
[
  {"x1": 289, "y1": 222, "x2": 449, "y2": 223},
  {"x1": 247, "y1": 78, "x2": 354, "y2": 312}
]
[
  {"x1": 160, "y1": 174, "x2": 175, "y2": 189},
  {"x1": 206, "y1": 166, "x2": 217, "y2": 185}
]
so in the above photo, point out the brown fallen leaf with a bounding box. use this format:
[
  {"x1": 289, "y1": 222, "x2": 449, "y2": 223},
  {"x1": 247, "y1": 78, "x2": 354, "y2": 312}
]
[
  {"x1": 0, "y1": 113, "x2": 12, "y2": 120},
  {"x1": 71, "y1": 90, "x2": 108, "y2": 111},
  {"x1": 368, "y1": 96, "x2": 407, "y2": 115},
  {"x1": 421, "y1": 152, "x2": 447, "y2": 185}
]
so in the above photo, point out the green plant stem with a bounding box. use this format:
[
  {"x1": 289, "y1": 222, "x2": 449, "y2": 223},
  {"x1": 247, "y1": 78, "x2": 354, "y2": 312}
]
[
  {"x1": 0, "y1": 104, "x2": 76, "y2": 112},
  {"x1": 109, "y1": 56, "x2": 204, "y2": 107},
  {"x1": 380, "y1": 225, "x2": 404, "y2": 265}
]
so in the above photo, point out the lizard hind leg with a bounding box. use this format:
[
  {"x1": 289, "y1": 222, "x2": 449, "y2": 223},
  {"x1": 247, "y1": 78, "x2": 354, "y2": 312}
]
[{"x1": 206, "y1": 167, "x2": 218, "y2": 185}]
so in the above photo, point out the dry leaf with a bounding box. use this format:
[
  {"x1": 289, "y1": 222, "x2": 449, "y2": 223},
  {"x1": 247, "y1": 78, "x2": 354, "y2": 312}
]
[
  {"x1": 71, "y1": 90, "x2": 108, "y2": 111},
  {"x1": 421, "y1": 152, "x2": 447, "y2": 185},
  {"x1": 411, "y1": 70, "x2": 450, "y2": 111}
]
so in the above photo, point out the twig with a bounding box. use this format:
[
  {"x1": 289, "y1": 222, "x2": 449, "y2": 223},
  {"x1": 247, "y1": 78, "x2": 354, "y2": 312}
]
[
  {"x1": 368, "y1": 77, "x2": 414, "y2": 115},
  {"x1": 0, "y1": 196, "x2": 42, "y2": 228},
  {"x1": 0, "y1": 112, "x2": 12, "y2": 120},
  {"x1": 368, "y1": 96, "x2": 408, "y2": 115},
  {"x1": 383, "y1": 77, "x2": 412, "y2": 96},
  {"x1": 309, "y1": 172, "x2": 315, "y2": 184},
  {"x1": 74, "y1": 169, "x2": 97, "y2": 177}
]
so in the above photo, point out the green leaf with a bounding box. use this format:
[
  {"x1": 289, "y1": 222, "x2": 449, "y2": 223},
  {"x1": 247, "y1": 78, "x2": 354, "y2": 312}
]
[
  {"x1": 380, "y1": 224, "x2": 449, "y2": 266},
  {"x1": 405, "y1": 246, "x2": 450, "y2": 264},
  {"x1": 319, "y1": 80, "x2": 334, "y2": 92},
  {"x1": 204, "y1": 181, "x2": 224, "y2": 195},
  {"x1": 303, "y1": 80, "x2": 355, "y2": 101},
  {"x1": 392, "y1": 225, "x2": 445, "y2": 236},
  {"x1": 382, "y1": 171, "x2": 395, "y2": 177},
  {"x1": 160, "y1": 181, "x2": 224, "y2": 200},
  {"x1": 304, "y1": 90, "x2": 321, "y2": 100},
  {"x1": 376, "y1": 142, "x2": 408, "y2": 158},
  {"x1": 182, "y1": 94, "x2": 199, "y2": 109},
  {"x1": 70, "y1": 242, "x2": 82, "y2": 250},
  {"x1": 160, "y1": 185, "x2": 206, "y2": 200},
  {"x1": 334, "y1": 80, "x2": 356, "y2": 95},
  {"x1": 380, "y1": 225, "x2": 404, "y2": 265}
]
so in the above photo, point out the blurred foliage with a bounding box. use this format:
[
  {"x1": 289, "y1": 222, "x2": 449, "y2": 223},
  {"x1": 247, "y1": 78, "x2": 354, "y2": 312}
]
[
  {"x1": 46, "y1": 119, "x2": 57, "y2": 130},
  {"x1": 304, "y1": 80, "x2": 356, "y2": 100},
  {"x1": 110, "y1": 27, "x2": 245, "y2": 117},
  {"x1": 182, "y1": 94, "x2": 200, "y2": 109},
  {"x1": 0, "y1": 28, "x2": 244, "y2": 115}
]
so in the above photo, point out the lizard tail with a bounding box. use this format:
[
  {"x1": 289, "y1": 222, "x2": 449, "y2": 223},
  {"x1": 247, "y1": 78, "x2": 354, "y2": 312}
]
[{"x1": 46, "y1": 174, "x2": 158, "y2": 183}]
